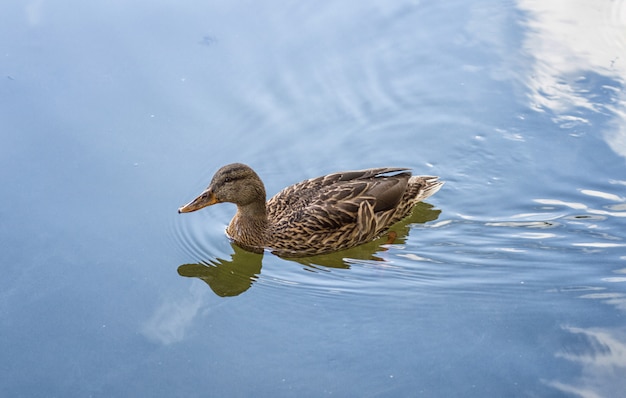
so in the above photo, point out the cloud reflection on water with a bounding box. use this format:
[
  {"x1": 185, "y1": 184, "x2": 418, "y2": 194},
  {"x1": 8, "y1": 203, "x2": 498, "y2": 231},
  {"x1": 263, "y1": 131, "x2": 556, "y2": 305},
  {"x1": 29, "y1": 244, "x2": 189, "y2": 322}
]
[
  {"x1": 548, "y1": 326, "x2": 626, "y2": 398},
  {"x1": 517, "y1": 3, "x2": 626, "y2": 395},
  {"x1": 546, "y1": 267, "x2": 626, "y2": 396},
  {"x1": 518, "y1": 0, "x2": 626, "y2": 158},
  {"x1": 141, "y1": 282, "x2": 210, "y2": 345}
]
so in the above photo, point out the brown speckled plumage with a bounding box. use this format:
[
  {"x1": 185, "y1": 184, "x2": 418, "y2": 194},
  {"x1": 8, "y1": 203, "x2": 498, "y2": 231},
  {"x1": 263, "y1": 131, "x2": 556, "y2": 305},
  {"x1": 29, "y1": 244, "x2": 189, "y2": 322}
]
[{"x1": 179, "y1": 163, "x2": 443, "y2": 257}]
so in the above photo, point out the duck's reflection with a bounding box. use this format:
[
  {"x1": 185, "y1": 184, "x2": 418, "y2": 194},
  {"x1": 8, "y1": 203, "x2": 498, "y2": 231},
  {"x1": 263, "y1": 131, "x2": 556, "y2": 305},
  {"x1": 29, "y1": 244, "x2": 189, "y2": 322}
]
[
  {"x1": 178, "y1": 202, "x2": 441, "y2": 296},
  {"x1": 177, "y1": 244, "x2": 262, "y2": 297}
]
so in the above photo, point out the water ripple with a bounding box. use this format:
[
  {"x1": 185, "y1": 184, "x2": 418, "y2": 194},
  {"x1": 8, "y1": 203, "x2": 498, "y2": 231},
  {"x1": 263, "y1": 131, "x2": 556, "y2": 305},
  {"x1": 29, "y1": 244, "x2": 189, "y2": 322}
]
[{"x1": 172, "y1": 202, "x2": 447, "y2": 298}]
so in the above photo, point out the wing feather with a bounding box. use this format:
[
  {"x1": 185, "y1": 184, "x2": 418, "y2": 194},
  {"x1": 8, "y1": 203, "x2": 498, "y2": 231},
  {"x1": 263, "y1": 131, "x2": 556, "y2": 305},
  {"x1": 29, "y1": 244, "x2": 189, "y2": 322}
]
[{"x1": 268, "y1": 168, "x2": 412, "y2": 235}]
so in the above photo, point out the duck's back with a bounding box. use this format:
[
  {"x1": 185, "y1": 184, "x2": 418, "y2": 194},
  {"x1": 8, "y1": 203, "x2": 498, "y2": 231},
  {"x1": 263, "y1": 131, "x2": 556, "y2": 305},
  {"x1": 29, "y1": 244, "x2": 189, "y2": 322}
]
[{"x1": 264, "y1": 168, "x2": 441, "y2": 256}]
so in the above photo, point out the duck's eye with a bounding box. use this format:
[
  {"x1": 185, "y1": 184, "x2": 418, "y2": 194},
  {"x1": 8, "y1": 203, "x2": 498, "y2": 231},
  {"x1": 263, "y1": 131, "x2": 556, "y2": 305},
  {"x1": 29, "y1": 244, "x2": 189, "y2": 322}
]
[{"x1": 224, "y1": 177, "x2": 233, "y2": 183}]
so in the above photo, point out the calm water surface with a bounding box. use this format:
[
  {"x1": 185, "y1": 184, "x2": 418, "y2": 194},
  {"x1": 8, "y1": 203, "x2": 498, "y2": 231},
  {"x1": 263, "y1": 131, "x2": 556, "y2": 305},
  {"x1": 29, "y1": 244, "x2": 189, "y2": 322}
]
[{"x1": 2, "y1": 0, "x2": 626, "y2": 397}]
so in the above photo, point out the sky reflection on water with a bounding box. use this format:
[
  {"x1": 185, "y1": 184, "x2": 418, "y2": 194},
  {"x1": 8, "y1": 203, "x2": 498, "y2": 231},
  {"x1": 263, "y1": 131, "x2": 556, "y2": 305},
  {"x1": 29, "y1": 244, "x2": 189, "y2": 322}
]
[
  {"x1": 2, "y1": 0, "x2": 626, "y2": 397},
  {"x1": 519, "y1": 0, "x2": 626, "y2": 158}
]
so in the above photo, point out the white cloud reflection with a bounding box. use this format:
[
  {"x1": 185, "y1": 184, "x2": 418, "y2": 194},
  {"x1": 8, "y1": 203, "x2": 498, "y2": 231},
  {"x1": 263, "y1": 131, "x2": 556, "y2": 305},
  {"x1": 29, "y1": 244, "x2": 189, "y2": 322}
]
[
  {"x1": 141, "y1": 282, "x2": 210, "y2": 345},
  {"x1": 545, "y1": 264, "x2": 626, "y2": 396},
  {"x1": 518, "y1": 0, "x2": 626, "y2": 158},
  {"x1": 547, "y1": 326, "x2": 626, "y2": 398},
  {"x1": 25, "y1": 0, "x2": 44, "y2": 26}
]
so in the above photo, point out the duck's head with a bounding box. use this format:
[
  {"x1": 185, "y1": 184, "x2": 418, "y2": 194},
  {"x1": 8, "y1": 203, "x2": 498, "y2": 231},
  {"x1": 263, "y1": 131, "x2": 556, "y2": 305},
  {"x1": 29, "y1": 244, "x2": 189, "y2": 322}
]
[{"x1": 178, "y1": 163, "x2": 267, "y2": 213}]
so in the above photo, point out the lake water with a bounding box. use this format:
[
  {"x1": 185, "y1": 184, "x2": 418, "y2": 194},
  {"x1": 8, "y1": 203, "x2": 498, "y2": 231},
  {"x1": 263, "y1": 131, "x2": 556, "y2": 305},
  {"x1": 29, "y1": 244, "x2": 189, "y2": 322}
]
[{"x1": 2, "y1": 0, "x2": 626, "y2": 397}]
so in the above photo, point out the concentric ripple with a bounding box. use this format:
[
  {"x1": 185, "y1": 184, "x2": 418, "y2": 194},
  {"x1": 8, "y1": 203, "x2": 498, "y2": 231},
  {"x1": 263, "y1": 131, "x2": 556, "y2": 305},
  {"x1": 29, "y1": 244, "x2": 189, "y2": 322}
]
[
  {"x1": 170, "y1": 209, "x2": 231, "y2": 262},
  {"x1": 171, "y1": 201, "x2": 448, "y2": 299}
]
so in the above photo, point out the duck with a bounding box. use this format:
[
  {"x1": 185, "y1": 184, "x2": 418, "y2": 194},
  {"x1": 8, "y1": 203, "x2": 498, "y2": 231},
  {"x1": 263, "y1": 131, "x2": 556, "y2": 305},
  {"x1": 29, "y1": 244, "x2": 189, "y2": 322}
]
[{"x1": 178, "y1": 163, "x2": 443, "y2": 257}]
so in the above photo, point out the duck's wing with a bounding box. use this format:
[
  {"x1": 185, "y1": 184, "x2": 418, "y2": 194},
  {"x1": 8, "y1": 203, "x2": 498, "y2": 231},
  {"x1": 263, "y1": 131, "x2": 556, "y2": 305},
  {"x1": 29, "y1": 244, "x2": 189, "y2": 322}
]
[{"x1": 267, "y1": 168, "x2": 412, "y2": 231}]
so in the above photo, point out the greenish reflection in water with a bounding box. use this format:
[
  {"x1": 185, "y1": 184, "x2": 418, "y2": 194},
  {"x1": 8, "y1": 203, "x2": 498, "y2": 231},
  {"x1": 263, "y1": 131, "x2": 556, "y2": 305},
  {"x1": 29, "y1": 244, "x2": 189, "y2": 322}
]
[
  {"x1": 178, "y1": 202, "x2": 441, "y2": 296},
  {"x1": 178, "y1": 245, "x2": 262, "y2": 297}
]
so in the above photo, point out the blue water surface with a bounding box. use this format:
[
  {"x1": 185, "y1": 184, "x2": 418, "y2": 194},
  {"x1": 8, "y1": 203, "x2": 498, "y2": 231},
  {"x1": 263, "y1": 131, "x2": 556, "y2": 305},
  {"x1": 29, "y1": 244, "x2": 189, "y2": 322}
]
[{"x1": 2, "y1": 0, "x2": 626, "y2": 397}]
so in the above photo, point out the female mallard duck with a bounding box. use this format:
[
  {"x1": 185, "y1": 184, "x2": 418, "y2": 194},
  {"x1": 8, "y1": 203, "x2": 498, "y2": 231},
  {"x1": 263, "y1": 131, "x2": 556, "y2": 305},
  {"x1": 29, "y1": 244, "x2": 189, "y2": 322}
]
[{"x1": 178, "y1": 163, "x2": 443, "y2": 257}]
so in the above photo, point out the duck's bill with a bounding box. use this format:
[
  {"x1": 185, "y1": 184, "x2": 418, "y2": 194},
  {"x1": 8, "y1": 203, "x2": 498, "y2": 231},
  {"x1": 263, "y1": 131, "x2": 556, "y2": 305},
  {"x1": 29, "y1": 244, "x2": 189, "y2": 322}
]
[{"x1": 178, "y1": 189, "x2": 219, "y2": 213}]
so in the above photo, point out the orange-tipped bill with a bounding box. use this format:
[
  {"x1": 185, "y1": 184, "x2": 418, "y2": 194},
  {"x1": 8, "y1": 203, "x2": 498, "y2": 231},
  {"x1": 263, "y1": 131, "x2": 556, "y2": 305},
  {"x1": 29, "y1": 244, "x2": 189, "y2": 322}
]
[{"x1": 178, "y1": 189, "x2": 219, "y2": 213}]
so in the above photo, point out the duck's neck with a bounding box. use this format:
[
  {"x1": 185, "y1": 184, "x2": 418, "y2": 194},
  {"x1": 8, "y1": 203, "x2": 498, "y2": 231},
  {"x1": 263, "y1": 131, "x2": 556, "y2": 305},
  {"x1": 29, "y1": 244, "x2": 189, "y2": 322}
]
[{"x1": 226, "y1": 200, "x2": 269, "y2": 248}]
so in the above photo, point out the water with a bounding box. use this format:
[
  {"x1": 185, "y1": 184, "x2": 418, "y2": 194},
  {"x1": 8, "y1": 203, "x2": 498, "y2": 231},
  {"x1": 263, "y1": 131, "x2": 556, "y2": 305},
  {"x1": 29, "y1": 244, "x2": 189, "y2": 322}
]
[{"x1": 2, "y1": 0, "x2": 626, "y2": 397}]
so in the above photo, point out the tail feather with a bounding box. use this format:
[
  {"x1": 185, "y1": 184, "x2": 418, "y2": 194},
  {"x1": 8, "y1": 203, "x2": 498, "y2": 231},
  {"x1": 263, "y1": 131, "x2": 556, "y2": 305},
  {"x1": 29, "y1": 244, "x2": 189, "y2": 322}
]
[
  {"x1": 409, "y1": 176, "x2": 444, "y2": 203},
  {"x1": 383, "y1": 175, "x2": 443, "y2": 228}
]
